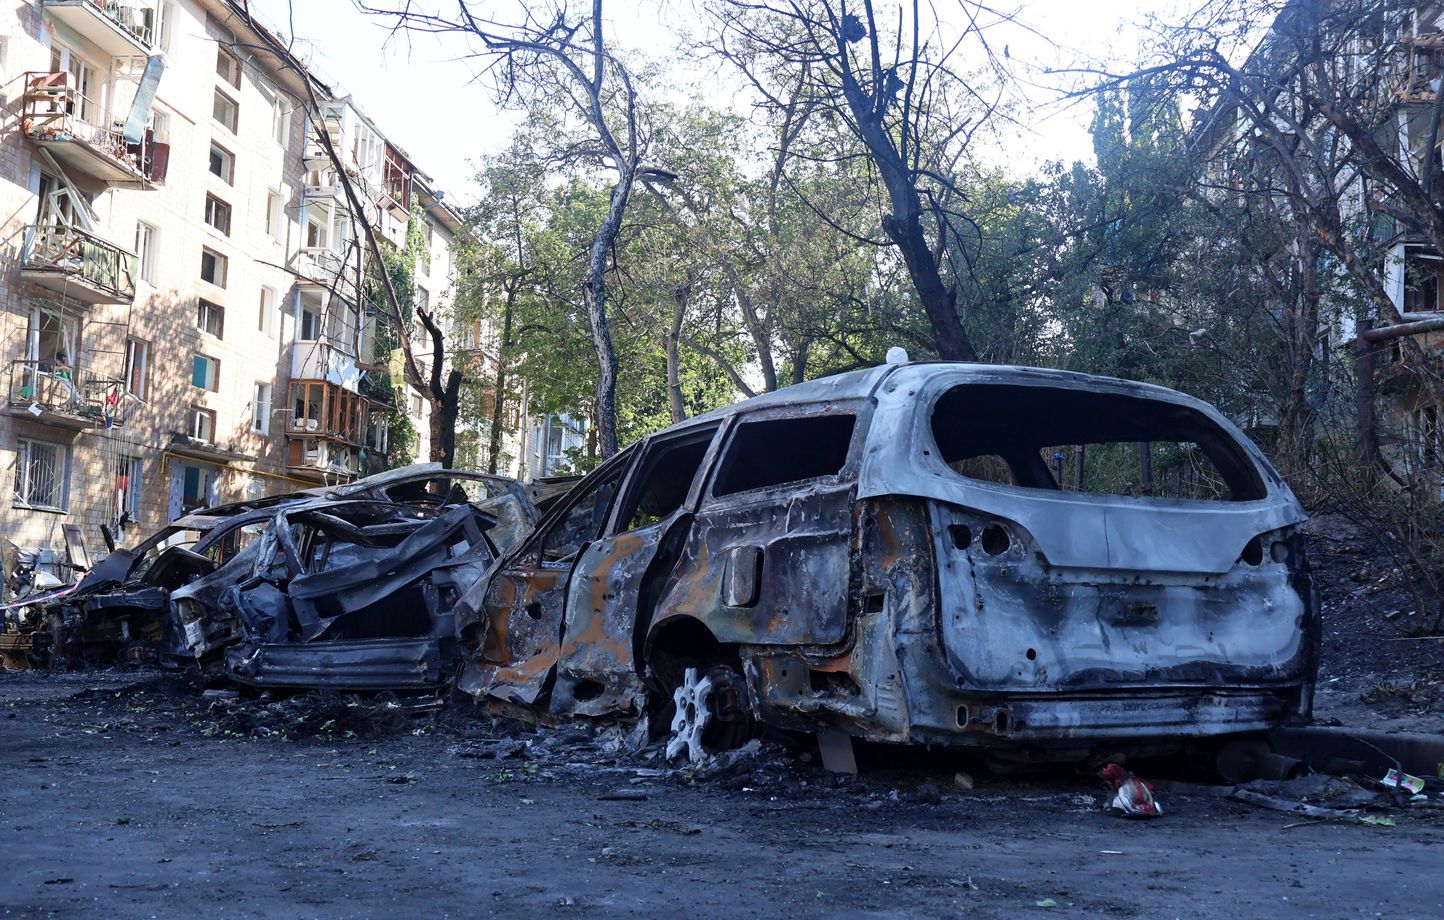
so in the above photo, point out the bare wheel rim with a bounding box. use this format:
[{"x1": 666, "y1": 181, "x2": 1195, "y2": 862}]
[{"x1": 666, "y1": 664, "x2": 751, "y2": 762}]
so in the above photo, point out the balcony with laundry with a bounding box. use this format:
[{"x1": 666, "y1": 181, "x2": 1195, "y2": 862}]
[
  {"x1": 21, "y1": 71, "x2": 168, "y2": 188},
  {"x1": 19, "y1": 223, "x2": 137, "y2": 304}
]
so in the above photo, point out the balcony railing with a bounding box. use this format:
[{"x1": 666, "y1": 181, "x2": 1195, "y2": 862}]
[
  {"x1": 42, "y1": 1, "x2": 153, "y2": 56},
  {"x1": 20, "y1": 224, "x2": 137, "y2": 304},
  {"x1": 22, "y1": 72, "x2": 168, "y2": 186},
  {"x1": 6, "y1": 359, "x2": 137, "y2": 428}
]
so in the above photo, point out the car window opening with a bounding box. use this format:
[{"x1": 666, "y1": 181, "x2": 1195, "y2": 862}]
[
  {"x1": 929, "y1": 384, "x2": 1266, "y2": 502},
  {"x1": 617, "y1": 428, "x2": 717, "y2": 532},
  {"x1": 713, "y1": 414, "x2": 857, "y2": 497}
]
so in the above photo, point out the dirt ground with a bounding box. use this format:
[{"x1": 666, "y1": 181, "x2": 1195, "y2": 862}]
[{"x1": 2, "y1": 671, "x2": 1442, "y2": 920}]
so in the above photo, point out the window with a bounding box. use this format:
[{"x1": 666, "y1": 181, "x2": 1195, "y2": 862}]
[
  {"x1": 156, "y1": 1, "x2": 176, "y2": 53},
  {"x1": 303, "y1": 201, "x2": 330, "y2": 249},
  {"x1": 150, "y1": 109, "x2": 170, "y2": 143},
  {"x1": 252, "y1": 383, "x2": 272, "y2": 434},
  {"x1": 50, "y1": 44, "x2": 96, "y2": 124},
  {"x1": 420, "y1": 223, "x2": 434, "y2": 276},
  {"x1": 614, "y1": 427, "x2": 717, "y2": 532},
  {"x1": 290, "y1": 382, "x2": 326, "y2": 432},
  {"x1": 271, "y1": 96, "x2": 291, "y2": 148},
  {"x1": 299, "y1": 305, "x2": 319, "y2": 341},
  {"x1": 713, "y1": 414, "x2": 856, "y2": 497},
  {"x1": 208, "y1": 143, "x2": 234, "y2": 183},
  {"x1": 14, "y1": 438, "x2": 68, "y2": 511},
  {"x1": 204, "y1": 195, "x2": 232, "y2": 236},
  {"x1": 927, "y1": 384, "x2": 1267, "y2": 502},
  {"x1": 265, "y1": 190, "x2": 282, "y2": 240},
  {"x1": 134, "y1": 222, "x2": 157, "y2": 284},
  {"x1": 216, "y1": 47, "x2": 242, "y2": 88},
  {"x1": 197, "y1": 299, "x2": 224, "y2": 338},
  {"x1": 192, "y1": 354, "x2": 219, "y2": 391},
  {"x1": 123, "y1": 337, "x2": 148, "y2": 398},
  {"x1": 416, "y1": 285, "x2": 430, "y2": 314},
  {"x1": 540, "y1": 455, "x2": 631, "y2": 563},
  {"x1": 189, "y1": 407, "x2": 216, "y2": 443},
  {"x1": 258, "y1": 286, "x2": 277, "y2": 335},
  {"x1": 213, "y1": 90, "x2": 238, "y2": 132},
  {"x1": 200, "y1": 248, "x2": 227, "y2": 287},
  {"x1": 117, "y1": 455, "x2": 142, "y2": 520}
]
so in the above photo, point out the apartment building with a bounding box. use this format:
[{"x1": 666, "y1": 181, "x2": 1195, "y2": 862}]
[{"x1": 0, "y1": 0, "x2": 472, "y2": 564}]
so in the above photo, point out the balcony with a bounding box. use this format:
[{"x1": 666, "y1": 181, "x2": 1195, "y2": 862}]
[
  {"x1": 20, "y1": 224, "x2": 137, "y2": 304},
  {"x1": 5, "y1": 359, "x2": 137, "y2": 430},
  {"x1": 22, "y1": 73, "x2": 168, "y2": 188},
  {"x1": 42, "y1": 1, "x2": 153, "y2": 57}
]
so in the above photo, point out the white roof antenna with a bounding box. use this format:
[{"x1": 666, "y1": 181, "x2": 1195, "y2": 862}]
[{"x1": 885, "y1": 346, "x2": 909, "y2": 365}]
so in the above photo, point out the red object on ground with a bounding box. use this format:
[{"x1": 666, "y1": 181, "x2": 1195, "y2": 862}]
[{"x1": 1099, "y1": 763, "x2": 1163, "y2": 818}]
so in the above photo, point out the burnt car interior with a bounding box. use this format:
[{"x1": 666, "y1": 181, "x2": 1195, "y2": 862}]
[
  {"x1": 617, "y1": 428, "x2": 716, "y2": 531},
  {"x1": 930, "y1": 384, "x2": 1268, "y2": 501}
]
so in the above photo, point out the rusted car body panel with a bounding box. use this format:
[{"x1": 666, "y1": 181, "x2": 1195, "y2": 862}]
[{"x1": 461, "y1": 362, "x2": 1319, "y2": 759}]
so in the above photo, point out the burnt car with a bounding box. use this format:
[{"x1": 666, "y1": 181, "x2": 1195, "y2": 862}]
[
  {"x1": 457, "y1": 360, "x2": 1319, "y2": 766},
  {"x1": 7, "y1": 465, "x2": 537, "y2": 674},
  {"x1": 167, "y1": 498, "x2": 499, "y2": 690}
]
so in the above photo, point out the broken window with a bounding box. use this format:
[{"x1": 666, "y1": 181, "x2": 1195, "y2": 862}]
[
  {"x1": 712, "y1": 414, "x2": 856, "y2": 497},
  {"x1": 614, "y1": 425, "x2": 717, "y2": 532},
  {"x1": 540, "y1": 453, "x2": 630, "y2": 563},
  {"x1": 929, "y1": 384, "x2": 1267, "y2": 502}
]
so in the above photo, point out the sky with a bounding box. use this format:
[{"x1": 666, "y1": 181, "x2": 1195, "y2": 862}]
[{"x1": 246, "y1": 0, "x2": 1169, "y2": 205}]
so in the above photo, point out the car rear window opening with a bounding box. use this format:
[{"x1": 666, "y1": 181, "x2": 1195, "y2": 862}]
[
  {"x1": 929, "y1": 384, "x2": 1267, "y2": 502},
  {"x1": 713, "y1": 414, "x2": 857, "y2": 497}
]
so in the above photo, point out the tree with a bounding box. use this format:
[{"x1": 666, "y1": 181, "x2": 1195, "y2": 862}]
[
  {"x1": 705, "y1": 0, "x2": 1015, "y2": 361},
  {"x1": 360, "y1": 0, "x2": 653, "y2": 459}
]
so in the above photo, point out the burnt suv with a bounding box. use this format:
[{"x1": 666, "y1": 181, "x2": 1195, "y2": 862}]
[{"x1": 457, "y1": 361, "x2": 1319, "y2": 764}]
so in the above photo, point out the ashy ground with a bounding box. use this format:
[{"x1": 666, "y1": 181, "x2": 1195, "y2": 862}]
[{"x1": 1, "y1": 671, "x2": 1442, "y2": 920}]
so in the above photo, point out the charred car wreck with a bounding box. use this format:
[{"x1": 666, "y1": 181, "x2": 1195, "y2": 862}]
[
  {"x1": 2, "y1": 466, "x2": 542, "y2": 687},
  {"x1": 458, "y1": 361, "x2": 1320, "y2": 766}
]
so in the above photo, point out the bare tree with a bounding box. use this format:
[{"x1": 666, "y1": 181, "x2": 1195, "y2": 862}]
[
  {"x1": 358, "y1": 0, "x2": 651, "y2": 458},
  {"x1": 706, "y1": 0, "x2": 1017, "y2": 362}
]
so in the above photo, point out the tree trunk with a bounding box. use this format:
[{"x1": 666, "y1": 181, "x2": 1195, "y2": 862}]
[
  {"x1": 584, "y1": 171, "x2": 634, "y2": 458},
  {"x1": 487, "y1": 282, "x2": 517, "y2": 475},
  {"x1": 665, "y1": 287, "x2": 687, "y2": 424}
]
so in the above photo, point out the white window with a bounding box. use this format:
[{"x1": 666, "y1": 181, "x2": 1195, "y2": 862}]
[
  {"x1": 197, "y1": 300, "x2": 224, "y2": 338},
  {"x1": 124, "y1": 337, "x2": 148, "y2": 398},
  {"x1": 200, "y1": 248, "x2": 227, "y2": 287},
  {"x1": 258, "y1": 286, "x2": 277, "y2": 336},
  {"x1": 192, "y1": 354, "x2": 219, "y2": 391},
  {"x1": 14, "y1": 438, "x2": 68, "y2": 511},
  {"x1": 204, "y1": 195, "x2": 232, "y2": 236},
  {"x1": 150, "y1": 109, "x2": 170, "y2": 144},
  {"x1": 189, "y1": 407, "x2": 216, "y2": 443},
  {"x1": 304, "y1": 201, "x2": 329, "y2": 249},
  {"x1": 265, "y1": 190, "x2": 283, "y2": 240},
  {"x1": 272, "y1": 96, "x2": 291, "y2": 148},
  {"x1": 50, "y1": 44, "x2": 97, "y2": 124},
  {"x1": 213, "y1": 90, "x2": 238, "y2": 132},
  {"x1": 209, "y1": 143, "x2": 234, "y2": 183},
  {"x1": 134, "y1": 222, "x2": 157, "y2": 284},
  {"x1": 416, "y1": 285, "x2": 430, "y2": 314},
  {"x1": 156, "y1": 1, "x2": 176, "y2": 53},
  {"x1": 300, "y1": 305, "x2": 319, "y2": 341},
  {"x1": 252, "y1": 382, "x2": 272, "y2": 434}
]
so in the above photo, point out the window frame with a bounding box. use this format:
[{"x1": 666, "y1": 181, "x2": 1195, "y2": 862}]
[
  {"x1": 189, "y1": 406, "x2": 217, "y2": 443},
  {"x1": 134, "y1": 221, "x2": 157, "y2": 284},
  {"x1": 14, "y1": 437, "x2": 69, "y2": 512},
  {"x1": 212, "y1": 89, "x2": 239, "y2": 133},
  {"x1": 216, "y1": 46, "x2": 242, "y2": 88},
  {"x1": 200, "y1": 247, "x2": 228, "y2": 288},
  {"x1": 196, "y1": 299, "x2": 224, "y2": 339},
  {"x1": 123, "y1": 336, "x2": 149, "y2": 399},
  {"x1": 252, "y1": 382, "x2": 272, "y2": 435},
  {"x1": 192, "y1": 353, "x2": 220, "y2": 392},
  {"x1": 258, "y1": 286, "x2": 277, "y2": 336},
  {"x1": 203, "y1": 194, "x2": 232, "y2": 236},
  {"x1": 208, "y1": 142, "x2": 235, "y2": 184}
]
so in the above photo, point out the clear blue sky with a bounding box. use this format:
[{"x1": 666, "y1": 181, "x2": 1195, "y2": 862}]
[{"x1": 246, "y1": 0, "x2": 1164, "y2": 204}]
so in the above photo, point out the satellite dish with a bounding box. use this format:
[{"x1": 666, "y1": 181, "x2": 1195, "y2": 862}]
[{"x1": 885, "y1": 346, "x2": 909, "y2": 365}]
